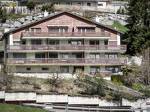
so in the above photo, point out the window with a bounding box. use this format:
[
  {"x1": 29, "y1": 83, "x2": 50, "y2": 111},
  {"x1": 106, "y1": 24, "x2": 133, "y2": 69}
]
[
  {"x1": 78, "y1": 27, "x2": 95, "y2": 33},
  {"x1": 90, "y1": 53, "x2": 100, "y2": 59},
  {"x1": 89, "y1": 40, "x2": 99, "y2": 45},
  {"x1": 66, "y1": 2, "x2": 72, "y2": 5},
  {"x1": 21, "y1": 40, "x2": 26, "y2": 45},
  {"x1": 48, "y1": 40, "x2": 59, "y2": 45},
  {"x1": 26, "y1": 67, "x2": 31, "y2": 71},
  {"x1": 86, "y1": 27, "x2": 95, "y2": 32},
  {"x1": 105, "y1": 66, "x2": 120, "y2": 73},
  {"x1": 42, "y1": 67, "x2": 49, "y2": 71},
  {"x1": 60, "y1": 66, "x2": 69, "y2": 73},
  {"x1": 48, "y1": 26, "x2": 68, "y2": 33},
  {"x1": 90, "y1": 66, "x2": 100, "y2": 73},
  {"x1": 31, "y1": 28, "x2": 41, "y2": 33},
  {"x1": 78, "y1": 27, "x2": 86, "y2": 33},
  {"x1": 13, "y1": 41, "x2": 20, "y2": 45},
  {"x1": 13, "y1": 53, "x2": 26, "y2": 58},
  {"x1": 59, "y1": 27, "x2": 68, "y2": 32},
  {"x1": 72, "y1": 53, "x2": 83, "y2": 58},
  {"x1": 68, "y1": 40, "x2": 83, "y2": 45},
  {"x1": 48, "y1": 27, "x2": 59, "y2": 32},
  {"x1": 104, "y1": 40, "x2": 108, "y2": 45},
  {"x1": 31, "y1": 39, "x2": 42, "y2": 45},
  {"x1": 77, "y1": 2, "x2": 81, "y2": 5},
  {"x1": 35, "y1": 53, "x2": 45, "y2": 58},
  {"x1": 87, "y1": 2, "x2": 91, "y2": 6},
  {"x1": 49, "y1": 53, "x2": 58, "y2": 58},
  {"x1": 105, "y1": 53, "x2": 118, "y2": 59},
  {"x1": 98, "y1": 3, "x2": 103, "y2": 6},
  {"x1": 61, "y1": 53, "x2": 69, "y2": 59}
]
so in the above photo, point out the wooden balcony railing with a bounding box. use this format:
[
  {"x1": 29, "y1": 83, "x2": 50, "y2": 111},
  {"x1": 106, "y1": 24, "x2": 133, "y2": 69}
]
[
  {"x1": 7, "y1": 45, "x2": 126, "y2": 52},
  {"x1": 22, "y1": 32, "x2": 111, "y2": 37},
  {"x1": 7, "y1": 58, "x2": 127, "y2": 65}
]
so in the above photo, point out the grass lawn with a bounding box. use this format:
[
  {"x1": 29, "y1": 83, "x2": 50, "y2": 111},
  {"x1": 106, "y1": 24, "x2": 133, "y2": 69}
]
[
  {"x1": 0, "y1": 103, "x2": 48, "y2": 112},
  {"x1": 112, "y1": 21, "x2": 128, "y2": 33}
]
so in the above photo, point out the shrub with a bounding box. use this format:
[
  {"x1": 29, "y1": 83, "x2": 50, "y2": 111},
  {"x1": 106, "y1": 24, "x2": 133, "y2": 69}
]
[
  {"x1": 81, "y1": 76, "x2": 106, "y2": 97},
  {"x1": 33, "y1": 83, "x2": 41, "y2": 90},
  {"x1": 111, "y1": 75, "x2": 123, "y2": 85},
  {"x1": 132, "y1": 83, "x2": 144, "y2": 91},
  {"x1": 141, "y1": 87, "x2": 150, "y2": 97}
]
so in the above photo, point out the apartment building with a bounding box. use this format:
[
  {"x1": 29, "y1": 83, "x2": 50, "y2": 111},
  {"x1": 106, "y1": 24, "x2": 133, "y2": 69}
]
[
  {"x1": 30, "y1": 0, "x2": 111, "y2": 10},
  {"x1": 3, "y1": 11, "x2": 126, "y2": 77}
]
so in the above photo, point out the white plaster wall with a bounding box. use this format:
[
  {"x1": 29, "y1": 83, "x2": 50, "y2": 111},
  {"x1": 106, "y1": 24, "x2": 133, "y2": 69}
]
[
  {"x1": 15, "y1": 66, "x2": 74, "y2": 74},
  {"x1": 14, "y1": 73, "x2": 75, "y2": 79},
  {"x1": 16, "y1": 66, "x2": 52, "y2": 73},
  {"x1": 99, "y1": 99, "x2": 117, "y2": 106},
  {"x1": 68, "y1": 96, "x2": 99, "y2": 105},
  {"x1": 103, "y1": 77, "x2": 111, "y2": 81},
  {"x1": 0, "y1": 91, "x2": 5, "y2": 99},
  {"x1": 36, "y1": 95, "x2": 68, "y2": 103},
  {"x1": 97, "y1": 2, "x2": 107, "y2": 9},
  {"x1": 5, "y1": 92, "x2": 36, "y2": 101},
  {"x1": 9, "y1": 34, "x2": 13, "y2": 45},
  {"x1": 117, "y1": 33, "x2": 120, "y2": 45}
]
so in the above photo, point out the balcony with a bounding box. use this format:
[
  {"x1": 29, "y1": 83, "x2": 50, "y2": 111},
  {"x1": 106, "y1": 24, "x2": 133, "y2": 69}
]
[
  {"x1": 22, "y1": 32, "x2": 111, "y2": 38},
  {"x1": 7, "y1": 58, "x2": 127, "y2": 65},
  {"x1": 7, "y1": 45, "x2": 126, "y2": 53}
]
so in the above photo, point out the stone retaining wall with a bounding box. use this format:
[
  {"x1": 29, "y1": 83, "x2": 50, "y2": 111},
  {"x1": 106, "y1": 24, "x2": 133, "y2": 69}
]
[{"x1": 0, "y1": 91, "x2": 149, "y2": 109}]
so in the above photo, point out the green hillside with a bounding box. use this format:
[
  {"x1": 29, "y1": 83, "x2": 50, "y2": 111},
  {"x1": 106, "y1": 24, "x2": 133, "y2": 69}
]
[{"x1": 0, "y1": 104, "x2": 47, "y2": 112}]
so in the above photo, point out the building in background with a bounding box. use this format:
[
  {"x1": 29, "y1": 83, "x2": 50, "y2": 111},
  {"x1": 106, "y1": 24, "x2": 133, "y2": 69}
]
[
  {"x1": 30, "y1": 0, "x2": 113, "y2": 12},
  {"x1": 2, "y1": 11, "x2": 126, "y2": 78}
]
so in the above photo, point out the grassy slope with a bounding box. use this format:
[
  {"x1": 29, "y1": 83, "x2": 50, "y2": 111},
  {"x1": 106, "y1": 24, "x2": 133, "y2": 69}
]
[
  {"x1": 112, "y1": 21, "x2": 128, "y2": 33},
  {"x1": 0, "y1": 104, "x2": 47, "y2": 112}
]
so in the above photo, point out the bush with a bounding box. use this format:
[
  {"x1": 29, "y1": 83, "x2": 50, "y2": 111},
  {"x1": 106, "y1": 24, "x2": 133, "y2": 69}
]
[
  {"x1": 80, "y1": 76, "x2": 106, "y2": 97},
  {"x1": 27, "y1": 1, "x2": 36, "y2": 11},
  {"x1": 141, "y1": 87, "x2": 150, "y2": 97},
  {"x1": 111, "y1": 75, "x2": 123, "y2": 85},
  {"x1": 33, "y1": 83, "x2": 41, "y2": 90},
  {"x1": 132, "y1": 83, "x2": 144, "y2": 91}
]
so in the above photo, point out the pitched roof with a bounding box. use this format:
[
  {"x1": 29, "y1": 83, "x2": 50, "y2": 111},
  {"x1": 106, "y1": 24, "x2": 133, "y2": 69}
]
[{"x1": 4, "y1": 11, "x2": 122, "y2": 36}]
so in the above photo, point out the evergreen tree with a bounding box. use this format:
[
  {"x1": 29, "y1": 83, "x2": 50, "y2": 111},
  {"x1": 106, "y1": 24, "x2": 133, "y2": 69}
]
[
  {"x1": 0, "y1": 7, "x2": 7, "y2": 23},
  {"x1": 26, "y1": 1, "x2": 36, "y2": 12},
  {"x1": 41, "y1": 3, "x2": 55, "y2": 13},
  {"x1": 123, "y1": 0, "x2": 150, "y2": 55}
]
